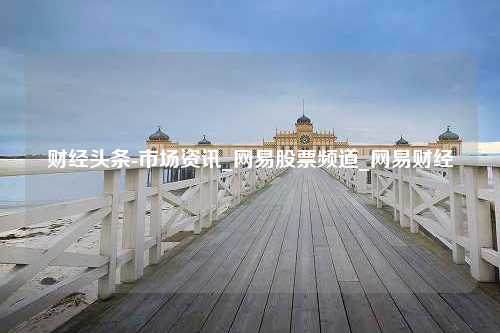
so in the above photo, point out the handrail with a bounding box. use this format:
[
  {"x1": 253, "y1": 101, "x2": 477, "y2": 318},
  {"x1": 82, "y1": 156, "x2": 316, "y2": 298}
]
[
  {"x1": 323, "y1": 156, "x2": 500, "y2": 285},
  {"x1": 0, "y1": 158, "x2": 287, "y2": 330}
]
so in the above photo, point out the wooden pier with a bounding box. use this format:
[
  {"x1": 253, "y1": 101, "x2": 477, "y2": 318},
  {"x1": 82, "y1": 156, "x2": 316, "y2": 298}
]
[
  {"x1": 57, "y1": 168, "x2": 500, "y2": 333},
  {"x1": 1, "y1": 159, "x2": 500, "y2": 332}
]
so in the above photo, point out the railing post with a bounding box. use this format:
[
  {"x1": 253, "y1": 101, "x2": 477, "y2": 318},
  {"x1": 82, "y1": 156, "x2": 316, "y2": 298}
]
[
  {"x1": 398, "y1": 168, "x2": 410, "y2": 227},
  {"x1": 98, "y1": 169, "x2": 120, "y2": 299},
  {"x1": 393, "y1": 169, "x2": 398, "y2": 221},
  {"x1": 375, "y1": 167, "x2": 382, "y2": 208},
  {"x1": 408, "y1": 166, "x2": 419, "y2": 233},
  {"x1": 232, "y1": 163, "x2": 241, "y2": 206},
  {"x1": 194, "y1": 166, "x2": 203, "y2": 234},
  {"x1": 449, "y1": 166, "x2": 466, "y2": 264},
  {"x1": 207, "y1": 165, "x2": 215, "y2": 227},
  {"x1": 395, "y1": 168, "x2": 401, "y2": 222},
  {"x1": 214, "y1": 167, "x2": 220, "y2": 218},
  {"x1": 356, "y1": 165, "x2": 368, "y2": 193},
  {"x1": 201, "y1": 165, "x2": 211, "y2": 229},
  {"x1": 149, "y1": 167, "x2": 162, "y2": 265},
  {"x1": 122, "y1": 168, "x2": 146, "y2": 282},
  {"x1": 370, "y1": 166, "x2": 377, "y2": 201},
  {"x1": 249, "y1": 166, "x2": 257, "y2": 192},
  {"x1": 464, "y1": 165, "x2": 494, "y2": 281}
]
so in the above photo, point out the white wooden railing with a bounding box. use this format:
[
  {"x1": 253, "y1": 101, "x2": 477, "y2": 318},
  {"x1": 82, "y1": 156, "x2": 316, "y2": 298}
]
[
  {"x1": 324, "y1": 158, "x2": 372, "y2": 194},
  {"x1": 0, "y1": 158, "x2": 287, "y2": 330},
  {"x1": 325, "y1": 156, "x2": 500, "y2": 284}
]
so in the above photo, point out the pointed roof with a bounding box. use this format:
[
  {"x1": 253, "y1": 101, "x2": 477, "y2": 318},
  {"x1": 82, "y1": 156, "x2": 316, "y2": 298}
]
[
  {"x1": 148, "y1": 126, "x2": 170, "y2": 141},
  {"x1": 296, "y1": 112, "x2": 312, "y2": 124},
  {"x1": 396, "y1": 135, "x2": 409, "y2": 145},
  {"x1": 438, "y1": 125, "x2": 460, "y2": 141},
  {"x1": 197, "y1": 134, "x2": 212, "y2": 145}
]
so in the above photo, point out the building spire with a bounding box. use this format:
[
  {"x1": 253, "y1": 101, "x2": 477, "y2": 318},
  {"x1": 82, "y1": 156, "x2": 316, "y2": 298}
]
[{"x1": 302, "y1": 98, "x2": 305, "y2": 116}]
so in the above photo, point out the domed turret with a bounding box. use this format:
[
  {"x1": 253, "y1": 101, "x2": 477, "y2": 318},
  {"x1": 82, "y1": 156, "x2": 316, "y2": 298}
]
[
  {"x1": 296, "y1": 113, "x2": 311, "y2": 124},
  {"x1": 148, "y1": 126, "x2": 170, "y2": 141},
  {"x1": 198, "y1": 134, "x2": 211, "y2": 145},
  {"x1": 438, "y1": 126, "x2": 460, "y2": 141},
  {"x1": 395, "y1": 135, "x2": 409, "y2": 145}
]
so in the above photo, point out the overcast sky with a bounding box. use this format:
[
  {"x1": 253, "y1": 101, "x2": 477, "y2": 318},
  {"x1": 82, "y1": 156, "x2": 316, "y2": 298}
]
[{"x1": 1, "y1": 1, "x2": 499, "y2": 155}]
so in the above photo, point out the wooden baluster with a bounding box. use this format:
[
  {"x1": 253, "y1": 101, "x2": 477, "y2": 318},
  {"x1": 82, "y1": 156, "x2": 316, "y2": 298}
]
[
  {"x1": 464, "y1": 165, "x2": 494, "y2": 281},
  {"x1": 232, "y1": 163, "x2": 241, "y2": 206},
  {"x1": 408, "y1": 166, "x2": 419, "y2": 233},
  {"x1": 215, "y1": 167, "x2": 220, "y2": 219},
  {"x1": 375, "y1": 167, "x2": 382, "y2": 208},
  {"x1": 207, "y1": 166, "x2": 214, "y2": 227},
  {"x1": 249, "y1": 166, "x2": 257, "y2": 192},
  {"x1": 356, "y1": 167, "x2": 367, "y2": 194},
  {"x1": 371, "y1": 168, "x2": 375, "y2": 199},
  {"x1": 393, "y1": 169, "x2": 398, "y2": 221},
  {"x1": 201, "y1": 165, "x2": 211, "y2": 229},
  {"x1": 98, "y1": 169, "x2": 120, "y2": 299},
  {"x1": 450, "y1": 165, "x2": 466, "y2": 264},
  {"x1": 149, "y1": 167, "x2": 162, "y2": 265},
  {"x1": 194, "y1": 166, "x2": 203, "y2": 234},
  {"x1": 122, "y1": 168, "x2": 146, "y2": 282},
  {"x1": 399, "y1": 168, "x2": 410, "y2": 227},
  {"x1": 394, "y1": 168, "x2": 400, "y2": 222}
]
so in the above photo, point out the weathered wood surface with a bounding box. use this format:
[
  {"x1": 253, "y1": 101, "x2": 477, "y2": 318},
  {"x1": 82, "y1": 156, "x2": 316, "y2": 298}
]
[{"x1": 58, "y1": 168, "x2": 500, "y2": 333}]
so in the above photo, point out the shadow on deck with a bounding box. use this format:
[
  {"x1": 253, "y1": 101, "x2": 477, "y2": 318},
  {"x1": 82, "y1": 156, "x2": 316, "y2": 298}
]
[{"x1": 56, "y1": 168, "x2": 500, "y2": 333}]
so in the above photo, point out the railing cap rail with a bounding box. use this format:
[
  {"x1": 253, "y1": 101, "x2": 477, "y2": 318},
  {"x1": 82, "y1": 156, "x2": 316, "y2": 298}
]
[{"x1": 0, "y1": 156, "x2": 260, "y2": 177}]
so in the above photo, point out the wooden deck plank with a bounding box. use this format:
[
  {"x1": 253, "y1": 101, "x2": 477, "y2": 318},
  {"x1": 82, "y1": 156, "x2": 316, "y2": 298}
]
[
  {"x1": 140, "y1": 174, "x2": 295, "y2": 332},
  {"x1": 337, "y1": 174, "x2": 500, "y2": 333},
  {"x1": 339, "y1": 281, "x2": 381, "y2": 333},
  {"x1": 80, "y1": 175, "x2": 288, "y2": 333},
  {"x1": 349, "y1": 190, "x2": 500, "y2": 330},
  {"x1": 199, "y1": 174, "x2": 299, "y2": 333},
  {"x1": 59, "y1": 168, "x2": 500, "y2": 333},
  {"x1": 290, "y1": 174, "x2": 321, "y2": 333},
  {"x1": 167, "y1": 175, "x2": 300, "y2": 333},
  {"x1": 316, "y1": 171, "x2": 443, "y2": 333},
  {"x1": 318, "y1": 170, "x2": 475, "y2": 333},
  {"x1": 312, "y1": 176, "x2": 358, "y2": 282},
  {"x1": 309, "y1": 177, "x2": 350, "y2": 333},
  {"x1": 313, "y1": 171, "x2": 411, "y2": 333},
  {"x1": 227, "y1": 176, "x2": 300, "y2": 333},
  {"x1": 259, "y1": 171, "x2": 304, "y2": 333}
]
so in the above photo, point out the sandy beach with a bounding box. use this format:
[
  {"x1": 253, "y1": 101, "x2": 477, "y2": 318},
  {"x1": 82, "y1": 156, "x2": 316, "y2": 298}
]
[{"x1": 0, "y1": 204, "x2": 184, "y2": 333}]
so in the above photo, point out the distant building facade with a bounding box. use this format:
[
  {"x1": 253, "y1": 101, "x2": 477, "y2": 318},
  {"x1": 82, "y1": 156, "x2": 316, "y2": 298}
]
[{"x1": 146, "y1": 114, "x2": 462, "y2": 158}]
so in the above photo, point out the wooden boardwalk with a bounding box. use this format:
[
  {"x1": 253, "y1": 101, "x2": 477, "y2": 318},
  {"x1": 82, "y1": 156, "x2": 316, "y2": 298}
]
[{"x1": 59, "y1": 168, "x2": 500, "y2": 333}]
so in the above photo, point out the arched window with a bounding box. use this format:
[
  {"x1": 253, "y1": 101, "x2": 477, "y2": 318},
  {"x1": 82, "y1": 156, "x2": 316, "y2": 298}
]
[
  {"x1": 451, "y1": 147, "x2": 457, "y2": 156},
  {"x1": 218, "y1": 149, "x2": 223, "y2": 157},
  {"x1": 252, "y1": 149, "x2": 257, "y2": 156}
]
